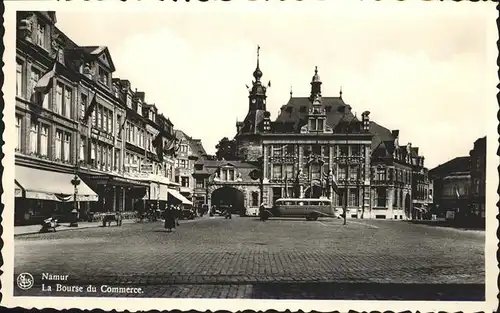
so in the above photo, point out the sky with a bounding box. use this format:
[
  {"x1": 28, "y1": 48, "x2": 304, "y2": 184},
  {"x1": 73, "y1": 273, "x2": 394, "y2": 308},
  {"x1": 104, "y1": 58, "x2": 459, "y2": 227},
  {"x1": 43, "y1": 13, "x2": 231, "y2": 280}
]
[{"x1": 53, "y1": 1, "x2": 497, "y2": 169}]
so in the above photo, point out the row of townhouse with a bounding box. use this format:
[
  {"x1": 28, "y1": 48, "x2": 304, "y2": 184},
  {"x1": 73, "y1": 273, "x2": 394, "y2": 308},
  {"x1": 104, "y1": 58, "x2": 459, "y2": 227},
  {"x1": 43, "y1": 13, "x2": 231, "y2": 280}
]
[{"x1": 14, "y1": 11, "x2": 197, "y2": 225}]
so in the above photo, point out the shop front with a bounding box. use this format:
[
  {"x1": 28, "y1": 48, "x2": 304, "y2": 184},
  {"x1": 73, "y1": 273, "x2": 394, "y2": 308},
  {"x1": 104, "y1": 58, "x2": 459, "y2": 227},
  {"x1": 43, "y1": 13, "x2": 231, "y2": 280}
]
[
  {"x1": 14, "y1": 165, "x2": 98, "y2": 225},
  {"x1": 79, "y1": 171, "x2": 149, "y2": 219},
  {"x1": 167, "y1": 188, "x2": 193, "y2": 207}
]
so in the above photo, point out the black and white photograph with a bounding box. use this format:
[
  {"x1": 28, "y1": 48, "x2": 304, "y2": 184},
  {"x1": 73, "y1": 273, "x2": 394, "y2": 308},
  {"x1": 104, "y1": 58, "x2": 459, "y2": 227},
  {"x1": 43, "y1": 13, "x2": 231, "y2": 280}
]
[{"x1": 2, "y1": 1, "x2": 497, "y2": 312}]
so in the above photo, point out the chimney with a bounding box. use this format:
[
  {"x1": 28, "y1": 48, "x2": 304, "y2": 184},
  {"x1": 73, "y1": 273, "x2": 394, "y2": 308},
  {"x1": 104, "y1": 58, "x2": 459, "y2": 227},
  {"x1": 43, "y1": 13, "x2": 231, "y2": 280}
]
[{"x1": 361, "y1": 111, "x2": 370, "y2": 132}]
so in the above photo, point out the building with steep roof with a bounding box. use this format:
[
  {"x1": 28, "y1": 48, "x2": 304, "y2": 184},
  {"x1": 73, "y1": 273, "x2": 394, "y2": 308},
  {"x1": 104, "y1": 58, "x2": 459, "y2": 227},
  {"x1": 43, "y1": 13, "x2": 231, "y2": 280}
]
[
  {"x1": 14, "y1": 11, "x2": 185, "y2": 225},
  {"x1": 174, "y1": 129, "x2": 207, "y2": 204},
  {"x1": 199, "y1": 48, "x2": 430, "y2": 219}
]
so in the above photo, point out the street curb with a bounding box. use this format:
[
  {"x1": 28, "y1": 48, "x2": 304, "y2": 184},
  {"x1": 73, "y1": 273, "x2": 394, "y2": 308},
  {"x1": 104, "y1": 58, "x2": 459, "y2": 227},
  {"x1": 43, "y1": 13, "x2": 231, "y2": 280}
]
[{"x1": 14, "y1": 220, "x2": 136, "y2": 237}]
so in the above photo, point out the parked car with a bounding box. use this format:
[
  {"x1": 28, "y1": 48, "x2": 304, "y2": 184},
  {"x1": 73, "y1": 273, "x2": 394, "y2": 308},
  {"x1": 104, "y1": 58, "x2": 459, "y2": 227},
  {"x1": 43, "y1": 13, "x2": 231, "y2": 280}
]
[{"x1": 180, "y1": 207, "x2": 196, "y2": 220}]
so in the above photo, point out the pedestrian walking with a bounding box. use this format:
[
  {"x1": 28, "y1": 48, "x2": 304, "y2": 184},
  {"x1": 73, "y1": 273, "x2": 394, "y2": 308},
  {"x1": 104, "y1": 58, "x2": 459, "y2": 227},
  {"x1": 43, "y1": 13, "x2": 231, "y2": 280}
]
[
  {"x1": 175, "y1": 205, "x2": 181, "y2": 226},
  {"x1": 259, "y1": 203, "x2": 267, "y2": 221},
  {"x1": 163, "y1": 206, "x2": 175, "y2": 232}
]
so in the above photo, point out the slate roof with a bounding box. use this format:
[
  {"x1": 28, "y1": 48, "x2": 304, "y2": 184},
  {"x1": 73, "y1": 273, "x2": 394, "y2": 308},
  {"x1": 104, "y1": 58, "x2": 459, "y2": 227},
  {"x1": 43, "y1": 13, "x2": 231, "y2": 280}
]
[
  {"x1": 237, "y1": 110, "x2": 267, "y2": 135},
  {"x1": 429, "y1": 156, "x2": 471, "y2": 178},
  {"x1": 369, "y1": 121, "x2": 394, "y2": 151},
  {"x1": 193, "y1": 159, "x2": 259, "y2": 183},
  {"x1": 174, "y1": 129, "x2": 206, "y2": 157}
]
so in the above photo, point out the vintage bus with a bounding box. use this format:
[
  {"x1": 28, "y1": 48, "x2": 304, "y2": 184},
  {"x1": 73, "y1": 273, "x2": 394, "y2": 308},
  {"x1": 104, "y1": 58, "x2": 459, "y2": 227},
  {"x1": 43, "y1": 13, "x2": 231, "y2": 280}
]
[{"x1": 268, "y1": 198, "x2": 335, "y2": 221}]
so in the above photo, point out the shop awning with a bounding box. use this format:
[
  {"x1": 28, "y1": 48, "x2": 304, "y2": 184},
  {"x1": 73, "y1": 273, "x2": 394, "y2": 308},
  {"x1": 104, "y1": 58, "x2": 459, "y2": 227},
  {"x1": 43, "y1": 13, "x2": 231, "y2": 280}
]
[
  {"x1": 15, "y1": 166, "x2": 98, "y2": 202},
  {"x1": 158, "y1": 184, "x2": 170, "y2": 201},
  {"x1": 167, "y1": 188, "x2": 192, "y2": 205}
]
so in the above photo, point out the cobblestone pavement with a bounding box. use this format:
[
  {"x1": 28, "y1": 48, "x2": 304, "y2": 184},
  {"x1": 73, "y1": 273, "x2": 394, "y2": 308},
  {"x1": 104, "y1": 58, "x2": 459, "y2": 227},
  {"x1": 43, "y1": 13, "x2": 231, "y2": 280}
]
[{"x1": 14, "y1": 216, "x2": 485, "y2": 299}]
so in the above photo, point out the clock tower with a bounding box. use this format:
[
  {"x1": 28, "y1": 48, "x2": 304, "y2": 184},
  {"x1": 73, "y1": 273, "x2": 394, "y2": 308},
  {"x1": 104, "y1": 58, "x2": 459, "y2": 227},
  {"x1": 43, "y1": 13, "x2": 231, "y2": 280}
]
[
  {"x1": 248, "y1": 46, "x2": 267, "y2": 111},
  {"x1": 235, "y1": 46, "x2": 272, "y2": 161}
]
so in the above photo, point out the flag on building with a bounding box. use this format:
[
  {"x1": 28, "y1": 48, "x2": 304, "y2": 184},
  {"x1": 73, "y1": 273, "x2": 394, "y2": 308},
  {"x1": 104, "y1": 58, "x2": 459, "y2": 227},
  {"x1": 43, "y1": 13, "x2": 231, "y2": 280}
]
[
  {"x1": 152, "y1": 133, "x2": 163, "y2": 162},
  {"x1": 34, "y1": 62, "x2": 57, "y2": 95},
  {"x1": 118, "y1": 118, "x2": 127, "y2": 137},
  {"x1": 331, "y1": 173, "x2": 340, "y2": 195},
  {"x1": 82, "y1": 92, "x2": 98, "y2": 123}
]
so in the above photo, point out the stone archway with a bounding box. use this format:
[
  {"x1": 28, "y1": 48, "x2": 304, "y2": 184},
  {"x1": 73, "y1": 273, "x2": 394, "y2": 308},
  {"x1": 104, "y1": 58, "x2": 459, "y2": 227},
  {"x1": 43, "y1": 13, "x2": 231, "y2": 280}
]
[{"x1": 211, "y1": 186, "x2": 246, "y2": 215}]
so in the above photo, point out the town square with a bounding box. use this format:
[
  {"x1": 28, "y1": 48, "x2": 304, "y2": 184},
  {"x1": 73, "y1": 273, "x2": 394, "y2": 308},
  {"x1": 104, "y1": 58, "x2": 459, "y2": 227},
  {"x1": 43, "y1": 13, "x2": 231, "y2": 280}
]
[{"x1": 9, "y1": 3, "x2": 493, "y2": 305}]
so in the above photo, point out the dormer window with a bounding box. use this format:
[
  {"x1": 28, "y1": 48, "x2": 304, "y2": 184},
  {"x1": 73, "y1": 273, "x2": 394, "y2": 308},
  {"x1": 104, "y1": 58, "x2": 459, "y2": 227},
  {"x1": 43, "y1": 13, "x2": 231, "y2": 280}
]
[
  {"x1": 300, "y1": 106, "x2": 307, "y2": 113},
  {"x1": 98, "y1": 67, "x2": 109, "y2": 86}
]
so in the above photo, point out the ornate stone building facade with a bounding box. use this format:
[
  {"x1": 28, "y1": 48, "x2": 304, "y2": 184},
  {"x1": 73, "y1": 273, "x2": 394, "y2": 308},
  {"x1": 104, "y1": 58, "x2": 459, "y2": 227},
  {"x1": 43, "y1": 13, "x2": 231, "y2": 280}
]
[{"x1": 201, "y1": 48, "x2": 430, "y2": 219}]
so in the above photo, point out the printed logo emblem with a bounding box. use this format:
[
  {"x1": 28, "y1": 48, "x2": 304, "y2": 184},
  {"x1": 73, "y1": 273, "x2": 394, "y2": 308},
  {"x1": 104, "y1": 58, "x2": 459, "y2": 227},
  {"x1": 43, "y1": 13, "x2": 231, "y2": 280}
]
[{"x1": 16, "y1": 273, "x2": 34, "y2": 290}]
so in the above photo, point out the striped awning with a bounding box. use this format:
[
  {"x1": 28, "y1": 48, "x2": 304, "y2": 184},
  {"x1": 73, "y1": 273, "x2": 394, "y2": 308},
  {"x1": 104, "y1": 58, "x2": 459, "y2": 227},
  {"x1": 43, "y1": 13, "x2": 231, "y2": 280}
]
[{"x1": 15, "y1": 166, "x2": 98, "y2": 202}]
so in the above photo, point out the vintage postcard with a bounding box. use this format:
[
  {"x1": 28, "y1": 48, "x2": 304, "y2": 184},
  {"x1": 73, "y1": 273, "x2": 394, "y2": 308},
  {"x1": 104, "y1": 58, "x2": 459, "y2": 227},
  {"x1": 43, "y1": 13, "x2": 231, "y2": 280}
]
[{"x1": 1, "y1": 1, "x2": 498, "y2": 312}]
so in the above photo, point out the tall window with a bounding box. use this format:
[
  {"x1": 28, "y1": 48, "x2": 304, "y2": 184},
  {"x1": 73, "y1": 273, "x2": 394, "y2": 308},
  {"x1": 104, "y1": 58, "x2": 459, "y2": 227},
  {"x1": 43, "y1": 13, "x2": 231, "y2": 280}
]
[
  {"x1": 16, "y1": 116, "x2": 22, "y2": 152},
  {"x1": 108, "y1": 111, "x2": 113, "y2": 134},
  {"x1": 64, "y1": 87, "x2": 72, "y2": 118},
  {"x1": 339, "y1": 145, "x2": 348, "y2": 156},
  {"x1": 338, "y1": 165, "x2": 347, "y2": 180},
  {"x1": 285, "y1": 164, "x2": 293, "y2": 178},
  {"x1": 55, "y1": 130, "x2": 63, "y2": 160},
  {"x1": 196, "y1": 178, "x2": 205, "y2": 189},
  {"x1": 103, "y1": 108, "x2": 108, "y2": 132},
  {"x1": 108, "y1": 146, "x2": 112, "y2": 170},
  {"x1": 318, "y1": 119, "x2": 324, "y2": 131},
  {"x1": 272, "y1": 165, "x2": 282, "y2": 179},
  {"x1": 55, "y1": 84, "x2": 63, "y2": 114},
  {"x1": 115, "y1": 150, "x2": 120, "y2": 171},
  {"x1": 30, "y1": 68, "x2": 40, "y2": 98},
  {"x1": 376, "y1": 168, "x2": 386, "y2": 181},
  {"x1": 312, "y1": 144, "x2": 321, "y2": 155},
  {"x1": 40, "y1": 125, "x2": 49, "y2": 157},
  {"x1": 272, "y1": 145, "x2": 283, "y2": 157},
  {"x1": 89, "y1": 141, "x2": 95, "y2": 164},
  {"x1": 92, "y1": 109, "x2": 97, "y2": 127},
  {"x1": 349, "y1": 189, "x2": 359, "y2": 206},
  {"x1": 63, "y1": 133, "x2": 71, "y2": 162},
  {"x1": 80, "y1": 136, "x2": 86, "y2": 163},
  {"x1": 97, "y1": 106, "x2": 103, "y2": 129},
  {"x1": 116, "y1": 116, "x2": 122, "y2": 138},
  {"x1": 377, "y1": 187, "x2": 387, "y2": 207},
  {"x1": 309, "y1": 119, "x2": 317, "y2": 131},
  {"x1": 349, "y1": 165, "x2": 358, "y2": 180},
  {"x1": 181, "y1": 177, "x2": 189, "y2": 187},
  {"x1": 351, "y1": 145, "x2": 360, "y2": 156},
  {"x1": 80, "y1": 94, "x2": 87, "y2": 122},
  {"x1": 16, "y1": 60, "x2": 23, "y2": 97},
  {"x1": 96, "y1": 144, "x2": 102, "y2": 168},
  {"x1": 30, "y1": 122, "x2": 39, "y2": 154},
  {"x1": 98, "y1": 68, "x2": 108, "y2": 86}
]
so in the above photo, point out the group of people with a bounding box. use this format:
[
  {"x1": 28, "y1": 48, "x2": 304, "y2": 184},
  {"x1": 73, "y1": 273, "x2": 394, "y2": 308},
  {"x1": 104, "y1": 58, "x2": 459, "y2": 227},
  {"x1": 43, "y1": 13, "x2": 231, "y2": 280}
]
[{"x1": 163, "y1": 205, "x2": 181, "y2": 232}]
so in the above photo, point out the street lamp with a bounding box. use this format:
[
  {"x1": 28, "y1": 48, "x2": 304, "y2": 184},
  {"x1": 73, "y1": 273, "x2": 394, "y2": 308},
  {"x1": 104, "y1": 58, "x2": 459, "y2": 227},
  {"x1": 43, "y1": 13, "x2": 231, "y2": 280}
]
[{"x1": 70, "y1": 172, "x2": 81, "y2": 227}]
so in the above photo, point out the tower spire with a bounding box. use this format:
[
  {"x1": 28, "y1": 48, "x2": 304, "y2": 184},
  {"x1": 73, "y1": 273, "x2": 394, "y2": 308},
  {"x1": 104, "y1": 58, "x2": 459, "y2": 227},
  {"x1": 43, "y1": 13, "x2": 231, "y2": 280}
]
[
  {"x1": 340, "y1": 86, "x2": 343, "y2": 99},
  {"x1": 253, "y1": 45, "x2": 263, "y2": 82},
  {"x1": 290, "y1": 86, "x2": 293, "y2": 98},
  {"x1": 257, "y1": 45, "x2": 260, "y2": 68},
  {"x1": 310, "y1": 66, "x2": 322, "y2": 101}
]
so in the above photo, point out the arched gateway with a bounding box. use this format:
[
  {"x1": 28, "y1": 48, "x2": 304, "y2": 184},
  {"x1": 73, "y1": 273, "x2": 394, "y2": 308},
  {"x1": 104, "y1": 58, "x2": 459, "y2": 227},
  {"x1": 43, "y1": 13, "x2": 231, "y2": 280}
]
[{"x1": 210, "y1": 186, "x2": 246, "y2": 215}]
